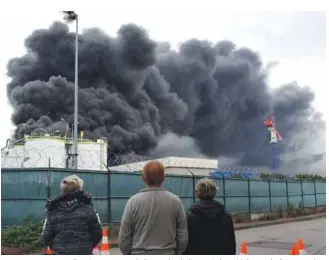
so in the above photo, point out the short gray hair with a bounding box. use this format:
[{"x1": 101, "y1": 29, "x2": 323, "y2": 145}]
[{"x1": 196, "y1": 178, "x2": 218, "y2": 200}]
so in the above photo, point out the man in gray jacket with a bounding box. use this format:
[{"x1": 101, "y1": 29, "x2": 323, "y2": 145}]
[{"x1": 118, "y1": 161, "x2": 188, "y2": 255}]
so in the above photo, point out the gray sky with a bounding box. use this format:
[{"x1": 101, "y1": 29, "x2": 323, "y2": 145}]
[{"x1": 0, "y1": 9, "x2": 326, "y2": 146}]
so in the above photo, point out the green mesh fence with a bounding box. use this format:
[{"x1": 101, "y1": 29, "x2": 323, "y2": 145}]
[{"x1": 1, "y1": 168, "x2": 326, "y2": 226}]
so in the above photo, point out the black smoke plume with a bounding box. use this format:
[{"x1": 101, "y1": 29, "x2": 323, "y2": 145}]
[{"x1": 6, "y1": 22, "x2": 325, "y2": 173}]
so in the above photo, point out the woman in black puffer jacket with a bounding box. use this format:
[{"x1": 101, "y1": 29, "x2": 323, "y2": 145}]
[
  {"x1": 41, "y1": 175, "x2": 102, "y2": 255},
  {"x1": 183, "y1": 178, "x2": 236, "y2": 255}
]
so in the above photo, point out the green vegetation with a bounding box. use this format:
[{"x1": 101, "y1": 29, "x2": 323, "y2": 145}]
[
  {"x1": 232, "y1": 203, "x2": 325, "y2": 224},
  {"x1": 258, "y1": 202, "x2": 315, "y2": 221},
  {"x1": 1, "y1": 215, "x2": 44, "y2": 251},
  {"x1": 257, "y1": 212, "x2": 278, "y2": 221}
]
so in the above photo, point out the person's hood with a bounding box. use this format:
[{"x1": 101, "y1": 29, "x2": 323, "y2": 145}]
[
  {"x1": 45, "y1": 190, "x2": 93, "y2": 212},
  {"x1": 189, "y1": 200, "x2": 225, "y2": 219}
]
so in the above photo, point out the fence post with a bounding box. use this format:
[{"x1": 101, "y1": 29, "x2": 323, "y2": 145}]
[
  {"x1": 247, "y1": 178, "x2": 251, "y2": 213},
  {"x1": 107, "y1": 169, "x2": 112, "y2": 228},
  {"x1": 187, "y1": 168, "x2": 196, "y2": 204},
  {"x1": 192, "y1": 173, "x2": 196, "y2": 204},
  {"x1": 313, "y1": 180, "x2": 318, "y2": 207},
  {"x1": 268, "y1": 180, "x2": 272, "y2": 212},
  {"x1": 300, "y1": 180, "x2": 304, "y2": 208},
  {"x1": 285, "y1": 180, "x2": 289, "y2": 209},
  {"x1": 222, "y1": 176, "x2": 226, "y2": 207},
  {"x1": 47, "y1": 158, "x2": 51, "y2": 199}
]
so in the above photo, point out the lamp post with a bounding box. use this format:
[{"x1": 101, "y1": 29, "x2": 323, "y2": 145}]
[
  {"x1": 61, "y1": 11, "x2": 79, "y2": 169},
  {"x1": 60, "y1": 118, "x2": 70, "y2": 139},
  {"x1": 293, "y1": 144, "x2": 300, "y2": 174}
]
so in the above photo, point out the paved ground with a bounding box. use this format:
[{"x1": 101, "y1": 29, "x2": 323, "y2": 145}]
[
  {"x1": 235, "y1": 217, "x2": 326, "y2": 255},
  {"x1": 109, "y1": 217, "x2": 326, "y2": 255}
]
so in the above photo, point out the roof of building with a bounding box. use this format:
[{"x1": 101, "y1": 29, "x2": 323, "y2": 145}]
[{"x1": 108, "y1": 156, "x2": 218, "y2": 172}]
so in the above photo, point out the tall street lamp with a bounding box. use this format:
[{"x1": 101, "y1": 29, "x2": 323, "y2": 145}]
[
  {"x1": 60, "y1": 118, "x2": 71, "y2": 140},
  {"x1": 61, "y1": 11, "x2": 79, "y2": 169}
]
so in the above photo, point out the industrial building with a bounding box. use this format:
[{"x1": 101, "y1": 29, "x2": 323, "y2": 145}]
[
  {"x1": 108, "y1": 157, "x2": 218, "y2": 176},
  {"x1": 1, "y1": 133, "x2": 108, "y2": 171},
  {"x1": 1, "y1": 134, "x2": 218, "y2": 176}
]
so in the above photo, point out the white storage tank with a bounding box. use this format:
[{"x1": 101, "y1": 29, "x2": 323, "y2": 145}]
[
  {"x1": 23, "y1": 134, "x2": 66, "y2": 168},
  {"x1": 1, "y1": 143, "x2": 26, "y2": 168},
  {"x1": 77, "y1": 138, "x2": 108, "y2": 171},
  {"x1": 1, "y1": 134, "x2": 108, "y2": 171}
]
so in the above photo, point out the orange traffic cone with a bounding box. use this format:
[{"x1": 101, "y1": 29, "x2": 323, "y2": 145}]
[
  {"x1": 295, "y1": 244, "x2": 300, "y2": 255},
  {"x1": 297, "y1": 238, "x2": 306, "y2": 255},
  {"x1": 100, "y1": 228, "x2": 110, "y2": 255},
  {"x1": 290, "y1": 243, "x2": 299, "y2": 255},
  {"x1": 46, "y1": 247, "x2": 52, "y2": 255},
  {"x1": 92, "y1": 244, "x2": 100, "y2": 255},
  {"x1": 240, "y1": 242, "x2": 248, "y2": 255}
]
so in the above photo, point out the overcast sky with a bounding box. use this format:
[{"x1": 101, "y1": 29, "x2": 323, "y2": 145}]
[{"x1": 0, "y1": 9, "x2": 326, "y2": 146}]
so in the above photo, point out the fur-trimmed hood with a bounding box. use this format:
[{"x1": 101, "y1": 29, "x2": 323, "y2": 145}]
[{"x1": 45, "y1": 190, "x2": 93, "y2": 212}]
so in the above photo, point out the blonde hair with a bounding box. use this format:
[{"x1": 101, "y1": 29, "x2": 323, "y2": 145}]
[
  {"x1": 60, "y1": 175, "x2": 84, "y2": 194},
  {"x1": 196, "y1": 178, "x2": 218, "y2": 200}
]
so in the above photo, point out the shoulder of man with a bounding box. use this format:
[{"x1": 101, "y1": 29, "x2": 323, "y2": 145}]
[
  {"x1": 165, "y1": 190, "x2": 181, "y2": 200},
  {"x1": 130, "y1": 189, "x2": 181, "y2": 205},
  {"x1": 125, "y1": 192, "x2": 142, "y2": 207},
  {"x1": 165, "y1": 191, "x2": 185, "y2": 212}
]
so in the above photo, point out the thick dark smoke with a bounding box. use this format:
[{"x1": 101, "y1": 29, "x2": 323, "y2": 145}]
[{"x1": 6, "y1": 22, "x2": 326, "y2": 173}]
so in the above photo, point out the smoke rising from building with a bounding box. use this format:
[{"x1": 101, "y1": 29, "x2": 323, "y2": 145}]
[{"x1": 6, "y1": 22, "x2": 326, "y2": 172}]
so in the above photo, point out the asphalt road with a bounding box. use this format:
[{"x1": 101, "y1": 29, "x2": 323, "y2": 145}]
[
  {"x1": 235, "y1": 217, "x2": 326, "y2": 255},
  {"x1": 109, "y1": 217, "x2": 326, "y2": 255}
]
